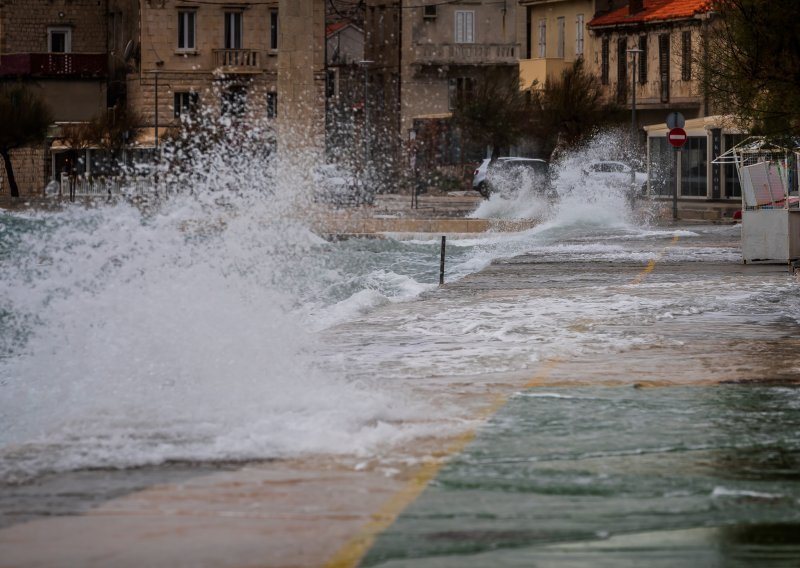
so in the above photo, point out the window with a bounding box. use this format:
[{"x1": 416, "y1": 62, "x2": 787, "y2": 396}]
[
  {"x1": 617, "y1": 37, "x2": 627, "y2": 103},
  {"x1": 601, "y1": 37, "x2": 609, "y2": 85},
  {"x1": 423, "y1": 5, "x2": 437, "y2": 19},
  {"x1": 575, "y1": 15, "x2": 584, "y2": 57},
  {"x1": 224, "y1": 11, "x2": 243, "y2": 50},
  {"x1": 222, "y1": 86, "x2": 247, "y2": 117},
  {"x1": 659, "y1": 33, "x2": 670, "y2": 102},
  {"x1": 448, "y1": 77, "x2": 474, "y2": 110},
  {"x1": 48, "y1": 27, "x2": 72, "y2": 53},
  {"x1": 525, "y1": 7, "x2": 532, "y2": 59},
  {"x1": 269, "y1": 10, "x2": 279, "y2": 50},
  {"x1": 638, "y1": 35, "x2": 647, "y2": 83},
  {"x1": 177, "y1": 11, "x2": 196, "y2": 51},
  {"x1": 537, "y1": 18, "x2": 546, "y2": 58},
  {"x1": 454, "y1": 11, "x2": 474, "y2": 44},
  {"x1": 266, "y1": 92, "x2": 278, "y2": 118},
  {"x1": 680, "y1": 136, "x2": 708, "y2": 197},
  {"x1": 174, "y1": 92, "x2": 199, "y2": 118},
  {"x1": 556, "y1": 17, "x2": 565, "y2": 58},
  {"x1": 681, "y1": 30, "x2": 692, "y2": 80}
]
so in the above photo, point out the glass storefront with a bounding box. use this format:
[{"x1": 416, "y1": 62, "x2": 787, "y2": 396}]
[{"x1": 680, "y1": 136, "x2": 707, "y2": 197}]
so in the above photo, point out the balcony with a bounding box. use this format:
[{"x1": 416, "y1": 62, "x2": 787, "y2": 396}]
[
  {"x1": 213, "y1": 49, "x2": 265, "y2": 74},
  {"x1": 519, "y1": 58, "x2": 572, "y2": 88},
  {"x1": 0, "y1": 53, "x2": 107, "y2": 78},
  {"x1": 411, "y1": 43, "x2": 519, "y2": 67}
]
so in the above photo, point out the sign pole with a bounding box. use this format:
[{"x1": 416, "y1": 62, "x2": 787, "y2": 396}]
[
  {"x1": 674, "y1": 149, "x2": 681, "y2": 220},
  {"x1": 666, "y1": 120, "x2": 687, "y2": 221}
]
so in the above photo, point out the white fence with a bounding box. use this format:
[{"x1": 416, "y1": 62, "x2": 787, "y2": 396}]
[{"x1": 55, "y1": 174, "x2": 171, "y2": 198}]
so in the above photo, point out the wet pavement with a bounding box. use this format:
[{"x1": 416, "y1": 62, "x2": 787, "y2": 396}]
[{"x1": 2, "y1": 222, "x2": 800, "y2": 568}]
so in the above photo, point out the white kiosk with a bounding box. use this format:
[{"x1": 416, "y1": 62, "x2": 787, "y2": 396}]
[{"x1": 713, "y1": 138, "x2": 800, "y2": 263}]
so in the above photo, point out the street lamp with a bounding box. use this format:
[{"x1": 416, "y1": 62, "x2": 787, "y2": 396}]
[
  {"x1": 152, "y1": 69, "x2": 161, "y2": 150},
  {"x1": 627, "y1": 47, "x2": 644, "y2": 186}
]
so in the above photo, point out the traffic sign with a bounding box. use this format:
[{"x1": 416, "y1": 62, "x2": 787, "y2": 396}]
[
  {"x1": 668, "y1": 127, "x2": 687, "y2": 148},
  {"x1": 666, "y1": 112, "x2": 685, "y2": 129}
]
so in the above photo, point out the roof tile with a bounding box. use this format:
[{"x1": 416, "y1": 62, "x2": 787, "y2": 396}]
[{"x1": 589, "y1": 0, "x2": 711, "y2": 27}]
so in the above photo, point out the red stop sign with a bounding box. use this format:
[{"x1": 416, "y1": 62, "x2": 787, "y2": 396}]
[{"x1": 668, "y1": 127, "x2": 687, "y2": 148}]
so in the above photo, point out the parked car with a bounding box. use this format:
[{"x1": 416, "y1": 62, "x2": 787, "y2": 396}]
[
  {"x1": 311, "y1": 164, "x2": 372, "y2": 207},
  {"x1": 582, "y1": 160, "x2": 647, "y2": 196},
  {"x1": 472, "y1": 157, "x2": 551, "y2": 199}
]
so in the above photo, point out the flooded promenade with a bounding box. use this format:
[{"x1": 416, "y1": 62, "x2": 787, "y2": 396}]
[{"x1": 2, "y1": 192, "x2": 799, "y2": 567}]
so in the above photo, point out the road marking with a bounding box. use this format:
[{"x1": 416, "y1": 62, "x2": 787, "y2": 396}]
[
  {"x1": 324, "y1": 394, "x2": 505, "y2": 568},
  {"x1": 325, "y1": 235, "x2": 682, "y2": 567}
]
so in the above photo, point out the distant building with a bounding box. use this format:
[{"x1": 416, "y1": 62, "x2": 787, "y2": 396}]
[
  {"x1": 587, "y1": 0, "x2": 715, "y2": 130},
  {"x1": 0, "y1": 0, "x2": 131, "y2": 197},
  {"x1": 325, "y1": 20, "x2": 365, "y2": 165},
  {"x1": 129, "y1": 0, "x2": 280, "y2": 144},
  {"x1": 518, "y1": 0, "x2": 623, "y2": 90}
]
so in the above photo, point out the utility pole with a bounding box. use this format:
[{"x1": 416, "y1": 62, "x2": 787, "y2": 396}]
[{"x1": 627, "y1": 47, "x2": 643, "y2": 187}]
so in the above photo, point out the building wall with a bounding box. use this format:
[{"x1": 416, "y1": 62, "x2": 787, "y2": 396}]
[
  {"x1": 276, "y1": 0, "x2": 326, "y2": 152},
  {"x1": 0, "y1": 146, "x2": 48, "y2": 198},
  {"x1": 519, "y1": 0, "x2": 595, "y2": 88},
  {"x1": 588, "y1": 18, "x2": 709, "y2": 120},
  {"x1": 0, "y1": 0, "x2": 108, "y2": 54},
  {"x1": 400, "y1": 0, "x2": 518, "y2": 137},
  {"x1": 131, "y1": 0, "x2": 280, "y2": 130},
  {"x1": 39, "y1": 79, "x2": 108, "y2": 122}
]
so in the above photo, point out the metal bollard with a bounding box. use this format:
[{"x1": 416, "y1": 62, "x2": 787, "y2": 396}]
[{"x1": 439, "y1": 235, "x2": 446, "y2": 286}]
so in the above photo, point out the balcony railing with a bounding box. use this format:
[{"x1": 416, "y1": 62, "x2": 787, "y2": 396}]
[
  {"x1": 412, "y1": 43, "x2": 519, "y2": 66},
  {"x1": 0, "y1": 53, "x2": 107, "y2": 77},
  {"x1": 213, "y1": 49, "x2": 265, "y2": 73}
]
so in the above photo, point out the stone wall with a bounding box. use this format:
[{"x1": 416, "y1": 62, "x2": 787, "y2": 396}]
[
  {"x1": 0, "y1": 0, "x2": 108, "y2": 53},
  {"x1": 0, "y1": 146, "x2": 49, "y2": 198}
]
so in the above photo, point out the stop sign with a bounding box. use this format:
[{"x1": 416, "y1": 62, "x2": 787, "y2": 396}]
[{"x1": 668, "y1": 127, "x2": 687, "y2": 148}]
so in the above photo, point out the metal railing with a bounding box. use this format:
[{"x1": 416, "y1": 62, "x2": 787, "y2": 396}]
[
  {"x1": 0, "y1": 53, "x2": 107, "y2": 77},
  {"x1": 55, "y1": 174, "x2": 168, "y2": 198},
  {"x1": 412, "y1": 43, "x2": 518, "y2": 66}
]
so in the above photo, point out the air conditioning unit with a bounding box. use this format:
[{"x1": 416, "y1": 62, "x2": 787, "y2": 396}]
[{"x1": 423, "y1": 5, "x2": 437, "y2": 19}]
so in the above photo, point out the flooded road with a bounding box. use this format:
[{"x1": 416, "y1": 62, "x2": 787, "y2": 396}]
[{"x1": 2, "y1": 202, "x2": 799, "y2": 566}]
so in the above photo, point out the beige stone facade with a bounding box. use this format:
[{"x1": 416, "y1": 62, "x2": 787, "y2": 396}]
[
  {"x1": 276, "y1": 0, "x2": 326, "y2": 153},
  {"x1": 129, "y1": 0, "x2": 280, "y2": 131},
  {"x1": 399, "y1": 0, "x2": 519, "y2": 137},
  {"x1": 588, "y1": 4, "x2": 714, "y2": 127}
]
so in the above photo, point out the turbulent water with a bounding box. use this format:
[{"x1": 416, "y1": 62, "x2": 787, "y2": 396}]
[{"x1": 0, "y1": 134, "x2": 796, "y2": 489}]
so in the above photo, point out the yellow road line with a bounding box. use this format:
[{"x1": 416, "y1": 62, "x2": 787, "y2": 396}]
[
  {"x1": 325, "y1": 391, "x2": 508, "y2": 568},
  {"x1": 325, "y1": 235, "x2": 682, "y2": 567}
]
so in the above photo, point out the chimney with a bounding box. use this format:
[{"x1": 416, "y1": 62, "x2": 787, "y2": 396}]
[{"x1": 629, "y1": 0, "x2": 644, "y2": 14}]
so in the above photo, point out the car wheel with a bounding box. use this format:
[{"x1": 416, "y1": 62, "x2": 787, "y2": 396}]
[{"x1": 476, "y1": 182, "x2": 491, "y2": 199}]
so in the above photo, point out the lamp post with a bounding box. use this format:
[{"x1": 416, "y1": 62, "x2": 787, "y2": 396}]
[
  {"x1": 627, "y1": 47, "x2": 643, "y2": 186},
  {"x1": 152, "y1": 70, "x2": 160, "y2": 151}
]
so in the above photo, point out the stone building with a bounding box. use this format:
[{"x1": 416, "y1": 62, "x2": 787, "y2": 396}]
[
  {"x1": 587, "y1": 0, "x2": 715, "y2": 131},
  {"x1": 360, "y1": 0, "x2": 520, "y2": 188},
  {"x1": 588, "y1": 1, "x2": 744, "y2": 218},
  {"x1": 129, "y1": 0, "x2": 281, "y2": 143},
  {"x1": 0, "y1": 0, "x2": 129, "y2": 197}
]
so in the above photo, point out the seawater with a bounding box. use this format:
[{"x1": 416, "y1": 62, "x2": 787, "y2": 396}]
[{"x1": 1, "y1": 137, "x2": 797, "y2": 488}]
